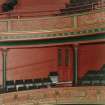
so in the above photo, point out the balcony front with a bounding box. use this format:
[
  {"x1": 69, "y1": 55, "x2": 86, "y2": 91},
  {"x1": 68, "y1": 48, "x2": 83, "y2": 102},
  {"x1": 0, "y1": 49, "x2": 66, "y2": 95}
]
[{"x1": 0, "y1": 2, "x2": 105, "y2": 42}]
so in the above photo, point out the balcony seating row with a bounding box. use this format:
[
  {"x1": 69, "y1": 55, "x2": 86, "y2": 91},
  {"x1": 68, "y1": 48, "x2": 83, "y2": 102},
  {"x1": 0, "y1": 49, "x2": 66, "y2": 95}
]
[
  {"x1": 79, "y1": 64, "x2": 105, "y2": 86},
  {"x1": 0, "y1": 85, "x2": 3, "y2": 94},
  {"x1": 70, "y1": 0, "x2": 99, "y2": 4},
  {"x1": 5, "y1": 77, "x2": 53, "y2": 93},
  {"x1": 59, "y1": 0, "x2": 100, "y2": 15},
  {"x1": 0, "y1": 72, "x2": 59, "y2": 93}
]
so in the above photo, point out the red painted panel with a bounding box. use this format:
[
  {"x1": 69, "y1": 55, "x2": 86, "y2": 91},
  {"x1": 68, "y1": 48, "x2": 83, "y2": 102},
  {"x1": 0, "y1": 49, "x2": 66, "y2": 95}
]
[
  {"x1": 78, "y1": 44, "x2": 105, "y2": 79},
  {"x1": 0, "y1": 47, "x2": 59, "y2": 84},
  {"x1": 0, "y1": 21, "x2": 8, "y2": 32},
  {"x1": 13, "y1": 0, "x2": 69, "y2": 17},
  {"x1": 6, "y1": 47, "x2": 58, "y2": 81},
  {"x1": 77, "y1": 11, "x2": 105, "y2": 29},
  {"x1": 15, "y1": 0, "x2": 69, "y2": 11},
  {"x1": 11, "y1": 16, "x2": 73, "y2": 31},
  {"x1": 0, "y1": 51, "x2": 2, "y2": 84},
  {"x1": 0, "y1": 0, "x2": 69, "y2": 17},
  {"x1": 0, "y1": 46, "x2": 74, "y2": 85}
]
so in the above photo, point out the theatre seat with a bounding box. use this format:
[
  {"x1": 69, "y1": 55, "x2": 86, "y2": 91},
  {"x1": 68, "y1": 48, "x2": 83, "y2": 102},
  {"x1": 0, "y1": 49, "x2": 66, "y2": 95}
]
[
  {"x1": 24, "y1": 79, "x2": 34, "y2": 90},
  {"x1": 33, "y1": 79, "x2": 43, "y2": 89},
  {"x1": 86, "y1": 70, "x2": 98, "y2": 76},
  {"x1": 101, "y1": 80, "x2": 105, "y2": 85},
  {"x1": 6, "y1": 80, "x2": 16, "y2": 92},
  {"x1": 15, "y1": 80, "x2": 26, "y2": 91},
  {"x1": 91, "y1": 80, "x2": 100, "y2": 85},
  {"x1": 80, "y1": 77, "x2": 92, "y2": 85},
  {"x1": 48, "y1": 72, "x2": 59, "y2": 84},
  {"x1": 80, "y1": 80, "x2": 91, "y2": 85},
  {"x1": 42, "y1": 77, "x2": 52, "y2": 88},
  {"x1": 79, "y1": 64, "x2": 105, "y2": 86},
  {"x1": 0, "y1": 85, "x2": 4, "y2": 94},
  {"x1": 101, "y1": 64, "x2": 105, "y2": 71}
]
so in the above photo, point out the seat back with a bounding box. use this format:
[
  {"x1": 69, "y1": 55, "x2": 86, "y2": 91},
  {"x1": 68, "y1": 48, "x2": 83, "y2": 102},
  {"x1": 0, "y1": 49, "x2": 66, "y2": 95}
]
[
  {"x1": 49, "y1": 72, "x2": 59, "y2": 84},
  {"x1": 24, "y1": 79, "x2": 33, "y2": 84},
  {"x1": 15, "y1": 80, "x2": 24, "y2": 85},
  {"x1": 6, "y1": 80, "x2": 14, "y2": 86}
]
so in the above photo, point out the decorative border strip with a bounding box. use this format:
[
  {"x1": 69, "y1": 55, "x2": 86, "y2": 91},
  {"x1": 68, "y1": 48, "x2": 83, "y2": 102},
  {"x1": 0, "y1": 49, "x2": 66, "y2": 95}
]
[
  {"x1": 0, "y1": 27, "x2": 105, "y2": 41},
  {"x1": 0, "y1": 33, "x2": 105, "y2": 46}
]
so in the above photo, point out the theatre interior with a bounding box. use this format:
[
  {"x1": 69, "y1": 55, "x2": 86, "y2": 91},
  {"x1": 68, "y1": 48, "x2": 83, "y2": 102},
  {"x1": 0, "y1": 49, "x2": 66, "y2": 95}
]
[{"x1": 0, "y1": 0, "x2": 105, "y2": 104}]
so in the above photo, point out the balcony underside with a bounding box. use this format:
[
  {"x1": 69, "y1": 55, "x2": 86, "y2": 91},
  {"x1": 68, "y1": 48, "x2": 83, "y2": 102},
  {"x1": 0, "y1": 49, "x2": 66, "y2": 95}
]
[{"x1": 0, "y1": 33, "x2": 104, "y2": 48}]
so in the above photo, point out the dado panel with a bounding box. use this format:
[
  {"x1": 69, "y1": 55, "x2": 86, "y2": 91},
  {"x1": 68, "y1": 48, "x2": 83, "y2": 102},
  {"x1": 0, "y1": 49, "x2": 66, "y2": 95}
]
[
  {"x1": 11, "y1": 16, "x2": 73, "y2": 31},
  {"x1": 77, "y1": 11, "x2": 105, "y2": 29}
]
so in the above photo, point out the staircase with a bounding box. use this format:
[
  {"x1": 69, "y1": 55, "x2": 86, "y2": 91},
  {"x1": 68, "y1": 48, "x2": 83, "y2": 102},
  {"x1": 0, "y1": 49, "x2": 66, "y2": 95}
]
[{"x1": 79, "y1": 64, "x2": 105, "y2": 86}]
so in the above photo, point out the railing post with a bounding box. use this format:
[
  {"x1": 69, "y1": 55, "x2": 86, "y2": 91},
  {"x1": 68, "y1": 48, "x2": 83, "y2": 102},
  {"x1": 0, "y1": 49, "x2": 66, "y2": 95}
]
[
  {"x1": 7, "y1": 20, "x2": 12, "y2": 32},
  {"x1": 72, "y1": 15, "x2": 78, "y2": 29},
  {"x1": 92, "y1": 2, "x2": 94, "y2": 10}
]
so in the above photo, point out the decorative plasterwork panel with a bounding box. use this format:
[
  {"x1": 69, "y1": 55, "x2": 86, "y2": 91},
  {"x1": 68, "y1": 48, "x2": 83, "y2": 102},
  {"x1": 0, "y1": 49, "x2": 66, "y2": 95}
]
[{"x1": 0, "y1": 27, "x2": 104, "y2": 41}]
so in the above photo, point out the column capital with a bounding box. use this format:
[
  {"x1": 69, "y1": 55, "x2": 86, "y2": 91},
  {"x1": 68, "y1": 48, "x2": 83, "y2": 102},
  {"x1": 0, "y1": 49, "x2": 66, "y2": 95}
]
[
  {"x1": 2, "y1": 48, "x2": 9, "y2": 51},
  {"x1": 2, "y1": 48, "x2": 9, "y2": 56},
  {"x1": 73, "y1": 43, "x2": 79, "y2": 48}
]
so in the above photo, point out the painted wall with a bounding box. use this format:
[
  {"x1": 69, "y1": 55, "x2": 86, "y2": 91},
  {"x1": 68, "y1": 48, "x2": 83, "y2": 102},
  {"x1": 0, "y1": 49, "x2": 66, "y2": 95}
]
[
  {"x1": 58, "y1": 44, "x2": 105, "y2": 81},
  {"x1": 14, "y1": 0, "x2": 69, "y2": 11},
  {"x1": 0, "y1": 0, "x2": 69, "y2": 18},
  {"x1": 1, "y1": 43, "x2": 105, "y2": 85},
  {"x1": 0, "y1": 46, "x2": 74, "y2": 85},
  {"x1": 0, "y1": 47, "x2": 58, "y2": 84},
  {"x1": 5, "y1": 46, "x2": 73, "y2": 82},
  {"x1": 78, "y1": 44, "x2": 105, "y2": 79},
  {"x1": 0, "y1": 0, "x2": 69, "y2": 15}
]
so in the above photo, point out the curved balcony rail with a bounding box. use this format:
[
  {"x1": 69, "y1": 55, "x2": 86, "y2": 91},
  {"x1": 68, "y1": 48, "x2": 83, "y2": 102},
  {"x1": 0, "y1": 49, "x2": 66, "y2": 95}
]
[
  {"x1": 0, "y1": 9, "x2": 104, "y2": 32},
  {"x1": 0, "y1": 1, "x2": 104, "y2": 41}
]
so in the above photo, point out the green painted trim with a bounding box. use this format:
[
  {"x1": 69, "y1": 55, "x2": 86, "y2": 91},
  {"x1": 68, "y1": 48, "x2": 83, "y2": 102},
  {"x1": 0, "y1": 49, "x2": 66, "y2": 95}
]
[
  {"x1": 73, "y1": 46, "x2": 78, "y2": 86},
  {"x1": 2, "y1": 49, "x2": 7, "y2": 90},
  {"x1": 71, "y1": 15, "x2": 78, "y2": 29},
  {"x1": 0, "y1": 34, "x2": 105, "y2": 46},
  {"x1": 0, "y1": 27, "x2": 105, "y2": 41}
]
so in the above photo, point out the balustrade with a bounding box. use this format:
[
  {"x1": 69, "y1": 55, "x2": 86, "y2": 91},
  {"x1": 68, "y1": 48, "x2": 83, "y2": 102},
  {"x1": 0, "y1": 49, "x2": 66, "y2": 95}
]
[{"x1": 0, "y1": 9, "x2": 105, "y2": 34}]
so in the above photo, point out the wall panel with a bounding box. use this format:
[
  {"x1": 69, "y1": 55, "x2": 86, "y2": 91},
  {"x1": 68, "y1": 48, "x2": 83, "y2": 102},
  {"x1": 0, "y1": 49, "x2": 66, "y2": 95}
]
[{"x1": 78, "y1": 44, "x2": 105, "y2": 79}]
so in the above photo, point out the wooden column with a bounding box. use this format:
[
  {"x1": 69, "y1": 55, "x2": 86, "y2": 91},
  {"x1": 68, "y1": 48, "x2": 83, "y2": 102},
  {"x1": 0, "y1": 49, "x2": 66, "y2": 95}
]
[
  {"x1": 2, "y1": 48, "x2": 8, "y2": 90},
  {"x1": 73, "y1": 44, "x2": 78, "y2": 86}
]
